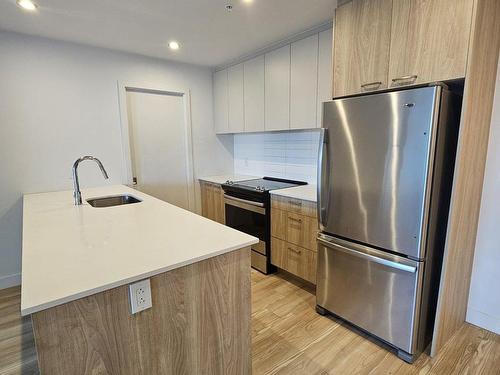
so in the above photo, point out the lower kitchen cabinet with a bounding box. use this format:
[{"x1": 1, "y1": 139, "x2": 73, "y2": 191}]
[
  {"x1": 271, "y1": 195, "x2": 318, "y2": 284},
  {"x1": 271, "y1": 238, "x2": 317, "y2": 284},
  {"x1": 200, "y1": 181, "x2": 225, "y2": 224},
  {"x1": 271, "y1": 209, "x2": 317, "y2": 250}
]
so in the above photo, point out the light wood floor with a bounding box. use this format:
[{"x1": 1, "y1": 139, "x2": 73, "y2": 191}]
[
  {"x1": 251, "y1": 270, "x2": 500, "y2": 375},
  {"x1": 1, "y1": 271, "x2": 499, "y2": 375},
  {"x1": 0, "y1": 287, "x2": 38, "y2": 375}
]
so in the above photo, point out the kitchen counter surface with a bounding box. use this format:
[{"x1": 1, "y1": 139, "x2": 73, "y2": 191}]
[
  {"x1": 21, "y1": 185, "x2": 258, "y2": 316},
  {"x1": 198, "y1": 174, "x2": 259, "y2": 185},
  {"x1": 270, "y1": 184, "x2": 317, "y2": 202}
]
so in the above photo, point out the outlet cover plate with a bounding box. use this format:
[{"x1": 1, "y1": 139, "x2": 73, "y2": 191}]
[{"x1": 129, "y1": 279, "x2": 152, "y2": 314}]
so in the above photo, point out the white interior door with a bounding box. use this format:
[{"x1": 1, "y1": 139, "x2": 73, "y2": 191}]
[{"x1": 125, "y1": 89, "x2": 190, "y2": 210}]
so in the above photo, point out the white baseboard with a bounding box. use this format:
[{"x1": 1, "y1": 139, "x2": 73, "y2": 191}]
[
  {"x1": 466, "y1": 308, "x2": 500, "y2": 335},
  {"x1": 0, "y1": 273, "x2": 21, "y2": 290}
]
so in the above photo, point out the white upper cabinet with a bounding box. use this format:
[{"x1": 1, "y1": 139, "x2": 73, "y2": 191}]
[
  {"x1": 227, "y1": 63, "x2": 245, "y2": 133},
  {"x1": 317, "y1": 28, "x2": 333, "y2": 127},
  {"x1": 265, "y1": 45, "x2": 291, "y2": 131},
  {"x1": 214, "y1": 69, "x2": 228, "y2": 134},
  {"x1": 290, "y1": 34, "x2": 319, "y2": 130},
  {"x1": 243, "y1": 56, "x2": 265, "y2": 133},
  {"x1": 213, "y1": 29, "x2": 332, "y2": 134}
]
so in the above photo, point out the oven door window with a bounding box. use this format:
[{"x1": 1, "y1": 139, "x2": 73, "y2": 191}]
[{"x1": 225, "y1": 203, "x2": 266, "y2": 241}]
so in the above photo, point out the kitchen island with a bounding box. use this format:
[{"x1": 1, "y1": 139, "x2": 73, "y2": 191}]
[{"x1": 21, "y1": 185, "x2": 257, "y2": 375}]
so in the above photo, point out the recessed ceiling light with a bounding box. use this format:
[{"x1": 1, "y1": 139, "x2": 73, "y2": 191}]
[
  {"x1": 168, "y1": 41, "x2": 180, "y2": 51},
  {"x1": 16, "y1": 0, "x2": 38, "y2": 11},
  {"x1": 242, "y1": 0, "x2": 254, "y2": 4}
]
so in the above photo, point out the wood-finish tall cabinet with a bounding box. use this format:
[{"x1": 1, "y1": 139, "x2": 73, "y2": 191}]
[{"x1": 331, "y1": 0, "x2": 500, "y2": 358}]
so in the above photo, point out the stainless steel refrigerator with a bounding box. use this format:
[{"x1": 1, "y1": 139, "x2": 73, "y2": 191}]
[{"x1": 316, "y1": 85, "x2": 461, "y2": 362}]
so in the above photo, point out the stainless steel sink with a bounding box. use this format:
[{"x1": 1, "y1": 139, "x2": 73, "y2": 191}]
[{"x1": 86, "y1": 195, "x2": 142, "y2": 208}]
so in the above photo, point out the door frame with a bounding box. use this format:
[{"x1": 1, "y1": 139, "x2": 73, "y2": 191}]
[{"x1": 117, "y1": 82, "x2": 196, "y2": 212}]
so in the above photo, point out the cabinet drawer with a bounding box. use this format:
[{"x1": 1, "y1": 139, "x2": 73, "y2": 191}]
[
  {"x1": 286, "y1": 212, "x2": 318, "y2": 252},
  {"x1": 286, "y1": 243, "x2": 317, "y2": 284},
  {"x1": 271, "y1": 238, "x2": 317, "y2": 284},
  {"x1": 271, "y1": 208, "x2": 318, "y2": 251},
  {"x1": 271, "y1": 195, "x2": 316, "y2": 218}
]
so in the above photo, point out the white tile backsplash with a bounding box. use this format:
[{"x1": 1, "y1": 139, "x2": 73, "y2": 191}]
[{"x1": 234, "y1": 130, "x2": 320, "y2": 183}]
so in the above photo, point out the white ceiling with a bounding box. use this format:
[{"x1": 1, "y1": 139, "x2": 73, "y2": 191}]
[{"x1": 0, "y1": 0, "x2": 336, "y2": 67}]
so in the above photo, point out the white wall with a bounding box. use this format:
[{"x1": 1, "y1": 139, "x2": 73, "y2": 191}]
[
  {"x1": 466, "y1": 55, "x2": 500, "y2": 334},
  {"x1": 234, "y1": 130, "x2": 320, "y2": 184},
  {"x1": 0, "y1": 31, "x2": 234, "y2": 289}
]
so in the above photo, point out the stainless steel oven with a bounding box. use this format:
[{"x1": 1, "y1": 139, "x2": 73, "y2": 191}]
[
  {"x1": 224, "y1": 194, "x2": 268, "y2": 273},
  {"x1": 222, "y1": 177, "x2": 307, "y2": 274}
]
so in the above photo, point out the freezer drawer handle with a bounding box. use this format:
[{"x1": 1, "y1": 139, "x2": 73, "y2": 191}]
[{"x1": 318, "y1": 238, "x2": 417, "y2": 273}]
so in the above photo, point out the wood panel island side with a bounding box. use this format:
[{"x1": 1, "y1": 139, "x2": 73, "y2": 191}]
[{"x1": 21, "y1": 185, "x2": 258, "y2": 375}]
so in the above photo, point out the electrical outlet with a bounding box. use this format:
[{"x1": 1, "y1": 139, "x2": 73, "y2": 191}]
[{"x1": 129, "y1": 279, "x2": 152, "y2": 314}]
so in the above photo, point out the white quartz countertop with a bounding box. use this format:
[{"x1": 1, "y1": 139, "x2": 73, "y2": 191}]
[
  {"x1": 198, "y1": 174, "x2": 259, "y2": 185},
  {"x1": 21, "y1": 185, "x2": 258, "y2": 316},
  {"x1": 270, "y1": 184, "x2": 317, "y2": 202}
]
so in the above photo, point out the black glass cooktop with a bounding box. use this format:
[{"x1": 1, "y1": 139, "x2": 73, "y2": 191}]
[{"x1": 224, "y1": 177, "x2": 307, "y2": 193}]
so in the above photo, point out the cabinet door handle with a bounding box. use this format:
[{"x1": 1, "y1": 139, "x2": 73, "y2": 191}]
[
  {"x1": 288, "y1": 200, "x2": 302, "y2": 207},
  {"x1": 392, "y1": 75, "x2": 418, "y2": 83},
  {"x1": 360, "y1": 81, "x2": 382, "y2": 89},
  {"x1": 288, "y1": 247, "x2": 302, "y2": 255},
  {"x1": 288, "y1": 217, "x2": 302, "y2": 223}
]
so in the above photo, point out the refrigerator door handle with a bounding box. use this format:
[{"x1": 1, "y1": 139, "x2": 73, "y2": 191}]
[
  {"x1": 317, "y1": 237, "x2": 417, "y2": 273},
  {"x1": 317, "y1": 128, "x2": 329, "y2": 227}
]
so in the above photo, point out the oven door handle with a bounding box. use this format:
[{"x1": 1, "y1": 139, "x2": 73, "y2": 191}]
[
  {"x1": 224, "y1": 194, "x2": 266, "y2": 214},
  {"x1": 224, "y1": 194, "x2": 264, "y2": 207}
]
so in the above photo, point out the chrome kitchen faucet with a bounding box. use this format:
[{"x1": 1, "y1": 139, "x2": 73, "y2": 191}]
[{"x1": 72, "y1": 156, "x2": 109, "y2": 205}]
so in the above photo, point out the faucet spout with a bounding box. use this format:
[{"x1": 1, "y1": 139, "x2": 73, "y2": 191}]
[{"x1": 72, "y1": 156, "x2": 109, "y2": 205}]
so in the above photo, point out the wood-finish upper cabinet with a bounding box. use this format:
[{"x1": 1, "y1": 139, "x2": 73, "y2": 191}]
[
  {"x1": 243, "y1": 56, "x2": 265, "y2": 132},
  {"x1": 333, "y1": 0, "x2": 393, "y2": 97},
  {"x1": 265, "y1": 45, "x2": 291, "y2": 131},
  {"x1": 213, "y1": 69, "x2": 229, "y2": 133},
  {"x1": 388, "y1": 0, "x2": 474, "y2": 87},
  {"x1": 228, "y1": 63, "x2": 245, "y2": 133},
  {"x1": 290, "y1": 34, "x2": 319, "y2": 129}
]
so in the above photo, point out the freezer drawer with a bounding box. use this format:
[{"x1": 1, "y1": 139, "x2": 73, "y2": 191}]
[{"x1": 316, "y1": 235, "x2": 421, "y2": 354}]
